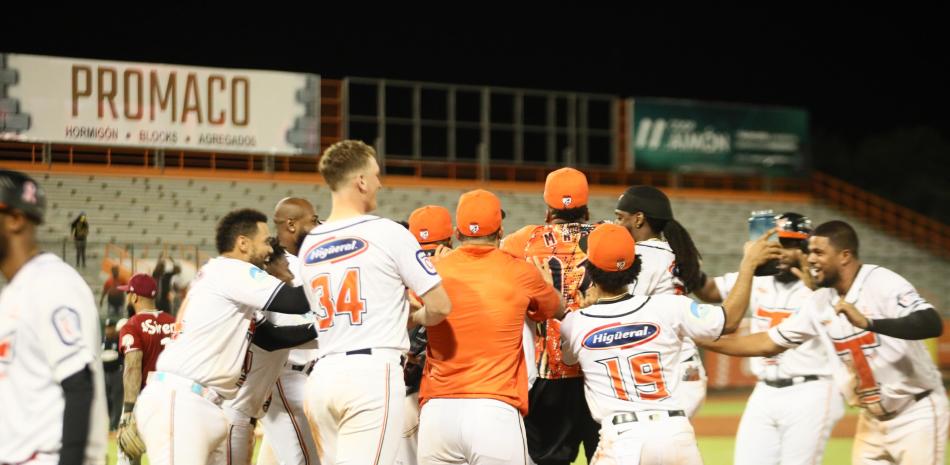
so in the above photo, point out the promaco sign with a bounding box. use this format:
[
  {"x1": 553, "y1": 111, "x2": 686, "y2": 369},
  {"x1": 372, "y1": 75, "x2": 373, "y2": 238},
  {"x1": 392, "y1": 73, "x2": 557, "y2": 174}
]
[{"x1": 0, "y1": 53, "x2": 321, "y2": 154}]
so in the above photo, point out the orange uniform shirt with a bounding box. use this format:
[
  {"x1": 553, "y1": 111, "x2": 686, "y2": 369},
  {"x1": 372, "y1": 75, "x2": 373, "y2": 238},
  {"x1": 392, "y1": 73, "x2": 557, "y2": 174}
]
[{"x1": 419, "y1": 244, "x2": 560, "y2": 415}]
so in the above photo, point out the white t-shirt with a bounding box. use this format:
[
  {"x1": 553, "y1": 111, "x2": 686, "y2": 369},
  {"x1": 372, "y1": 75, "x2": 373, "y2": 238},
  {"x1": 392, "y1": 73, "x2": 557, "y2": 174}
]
[
  {"x1": 298, "y1": 215, "x2": 442, "y2": 357},
  {"x1": 0, "y1": 253, "x2": 108, "y2": 464},
  {"x1": 768, "y1": 265, "x2": 943, "y2": 416},
  {"x1": 560, "y1": 294, "x2": 724, "y2": 421},
  {"x1": 155, "y1": 256, "x2": 286, "y2": 399},
  {"x1": 714, "y1": 273, "x2": 833, "y2": 380}
]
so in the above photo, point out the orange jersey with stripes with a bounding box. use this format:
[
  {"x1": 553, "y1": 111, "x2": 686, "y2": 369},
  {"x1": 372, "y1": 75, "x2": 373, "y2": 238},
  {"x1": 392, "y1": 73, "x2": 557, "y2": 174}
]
[
  {"x1": 420, "y1": 245, "x2": 561, "y2": 415},
  {"x1": 501, "y1": 223, "x2": 595, "y2": 379}
]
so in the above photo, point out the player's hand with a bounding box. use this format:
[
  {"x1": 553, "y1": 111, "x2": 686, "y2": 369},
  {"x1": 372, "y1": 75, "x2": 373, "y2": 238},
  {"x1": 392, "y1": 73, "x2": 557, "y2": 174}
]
[
  {"x1": 790, "y1": 253, "x2": 816, "y2": 290},
  {"x1": 835, "y1": 298, "x2": 870, "y2": 329},
  {"x1": 531, "y1": 256, "x2": 554, "y2": 287},
  {"x1": 434, "y1": 245, "x2": 453, "y2": 259},
  {"x1": 741, "y1": 228, "x2": 781, "y2": 269}
]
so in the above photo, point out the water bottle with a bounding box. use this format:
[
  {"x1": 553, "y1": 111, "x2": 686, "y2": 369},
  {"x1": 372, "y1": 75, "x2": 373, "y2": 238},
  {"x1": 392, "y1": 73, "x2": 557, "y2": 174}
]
[{"x1": 748, "y1": 210, "x2": 779, "y2": 276}]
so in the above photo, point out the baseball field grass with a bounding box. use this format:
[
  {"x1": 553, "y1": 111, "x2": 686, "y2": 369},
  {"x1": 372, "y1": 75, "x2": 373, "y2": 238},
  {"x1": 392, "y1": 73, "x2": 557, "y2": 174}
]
[{"x1": 106, "y1": 391, "x2": 950, "y2": 465}]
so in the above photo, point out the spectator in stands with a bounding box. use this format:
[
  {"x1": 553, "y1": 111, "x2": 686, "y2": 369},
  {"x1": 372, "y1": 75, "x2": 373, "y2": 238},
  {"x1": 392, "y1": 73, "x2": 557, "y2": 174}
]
[
  {"x1": 101, "y1": 318, "x2": 123, "y2": 431},
  {"x1": 151, "y1": 254, "x2": 180, "y2": 313},
  {"x1": 100, "y1": 266, "x2": 127, "y2": 319},
  {"x1": 70, "y1": 212, "x2": 90, "y2": 268}
]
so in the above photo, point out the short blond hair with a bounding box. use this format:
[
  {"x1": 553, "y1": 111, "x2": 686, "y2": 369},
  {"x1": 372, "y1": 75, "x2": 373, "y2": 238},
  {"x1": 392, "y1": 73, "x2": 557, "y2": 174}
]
[{"x1": 318, "y1": 140, "x2": 377, "y2": 191}]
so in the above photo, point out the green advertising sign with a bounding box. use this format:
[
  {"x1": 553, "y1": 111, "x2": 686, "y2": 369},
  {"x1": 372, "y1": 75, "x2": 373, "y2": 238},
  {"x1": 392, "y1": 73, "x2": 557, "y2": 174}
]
[{"x1": 628, "y1": 98, "x2": 809, "y2": 176}]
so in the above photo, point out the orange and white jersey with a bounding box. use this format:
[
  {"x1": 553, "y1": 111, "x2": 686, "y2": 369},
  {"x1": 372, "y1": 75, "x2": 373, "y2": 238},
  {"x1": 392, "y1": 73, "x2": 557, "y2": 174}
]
[
  {"x1": 628, "y1": 238, "x2": 684, "y2": 296},
  {"x1": 714, "y1": 274, "x2": 832, "y2": 380},
  {"x1": 769, "y1": 265, "x2": 943, "y2": 416},
  {"x1": 560, "y1": 294, "x2": 725, "y2": 421},
  {"x1": 298, "y1": 215, "x2": 442, "y2": 357},
  {"x1": 156, "y1": 257, "x2": 286, "y2": 400},
  {"x1": 0, "y1": 254, "x2": 108, "y2": 464}
]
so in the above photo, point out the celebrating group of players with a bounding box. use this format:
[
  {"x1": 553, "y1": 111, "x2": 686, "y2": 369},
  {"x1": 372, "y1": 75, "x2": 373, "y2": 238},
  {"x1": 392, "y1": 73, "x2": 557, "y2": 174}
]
[{"x1": 0, "y1": 138, "x2": 946, "y2": 465}]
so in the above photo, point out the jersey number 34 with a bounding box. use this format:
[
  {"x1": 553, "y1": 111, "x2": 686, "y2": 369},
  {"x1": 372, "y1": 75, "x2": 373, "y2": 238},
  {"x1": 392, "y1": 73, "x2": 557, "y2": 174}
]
[{"x1": 310, "y1": 268, "x2": 366, "y2": 330}]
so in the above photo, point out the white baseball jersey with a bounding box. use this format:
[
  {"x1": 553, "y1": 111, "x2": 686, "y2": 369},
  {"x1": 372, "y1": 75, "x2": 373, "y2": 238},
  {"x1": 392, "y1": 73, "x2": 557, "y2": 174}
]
[
  {"x1": 283, "y1": 251, "x2": 318, "y2": 367},
  {"x1": 298, "y1": 215, "x2": 442, "y2": 356},
  {"x1": 769, "y1": 265, "x2": 943, "y2": 416},
  {"x1": 715, "y1": 273, "x2": 833, "y2": 380},
  {"x1": 560, "y1": 294, "x2": 725, "y2": 421},
  {"x1": 156, "y1": 256, "x2": 285, "y2": 400},
  {"x1": 0, "y1": 253, "x2": 108, "y2": 464},
  {"x1": 628, "y1": 239, "x2": 684, "y2": 296}
]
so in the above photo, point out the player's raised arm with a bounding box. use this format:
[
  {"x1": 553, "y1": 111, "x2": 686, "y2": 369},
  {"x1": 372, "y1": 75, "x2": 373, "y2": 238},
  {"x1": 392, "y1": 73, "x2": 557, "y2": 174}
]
[{"x1": 719, "y1": 229, "x2": 782, "y2": 334}]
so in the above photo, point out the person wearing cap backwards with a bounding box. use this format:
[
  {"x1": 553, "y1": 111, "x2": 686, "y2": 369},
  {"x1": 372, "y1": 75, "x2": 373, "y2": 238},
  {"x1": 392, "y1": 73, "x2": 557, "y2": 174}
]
[
  {"x1": 692, "y1": 213, "x2": 846, "y2": 465},
  {"x1": 560, "y1": 223, "x2": 777, "y2": 465},
  {"x1": 500, "y1": 167, "x2": 600, "y2": 465},
  {"x1": 613, "y1": 185, "x2": 712, "y2": 418},
  {"x1": 400, "y1": 204, "x2": 454, "y2": 465},
  {"x1": 115, "y1": 273, "x2": 174, "y2": 465},
  {"x1": 418, "y1": 189, "x2": 564, "y2": 465},
  {"x1": 0, "y1": 170, "x2": 109, "y2": 465}
]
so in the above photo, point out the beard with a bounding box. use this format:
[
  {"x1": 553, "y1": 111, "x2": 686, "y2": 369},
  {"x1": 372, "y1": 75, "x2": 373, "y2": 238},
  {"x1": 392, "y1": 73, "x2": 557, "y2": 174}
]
[
  {"x1": 816, "y1": 269, "x2": 839, "y2": 288},
  {"x1": 775, "y1": 268, "x2": 798, "y2": 284},
  {"x1": 0, "y1": 231, "x2": 7, "y2": 264},
  {"x1": 294, "y1": 231, "x2": 308, "y2": 255}
]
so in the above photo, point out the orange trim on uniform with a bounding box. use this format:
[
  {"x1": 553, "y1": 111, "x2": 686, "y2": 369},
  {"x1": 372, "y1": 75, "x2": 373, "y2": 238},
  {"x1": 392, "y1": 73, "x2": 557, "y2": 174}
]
[
  {"x1": 372, "y1": 364, "x2": 391, "y2": 465},
  {"x1": 777, "y1": 230, "x2": 809, "y2": 239},
  {"x1": 276, "y1": 377, "x2": 311, "y2": 465}
]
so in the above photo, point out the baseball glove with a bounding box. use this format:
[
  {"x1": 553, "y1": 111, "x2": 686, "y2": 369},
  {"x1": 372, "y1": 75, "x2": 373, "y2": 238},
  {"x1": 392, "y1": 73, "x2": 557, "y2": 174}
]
[{"x1": 117, "y1": 412, "x2": 147, "y2": 459}]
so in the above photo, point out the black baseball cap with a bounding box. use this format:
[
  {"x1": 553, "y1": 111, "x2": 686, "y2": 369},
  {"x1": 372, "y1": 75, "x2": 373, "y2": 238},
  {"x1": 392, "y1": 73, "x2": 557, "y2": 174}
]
[
  {"x1": 615, "y1": 185, "x2": 674, "y2": 221},
  {"x1": 0, "y1": 169, "x2": 46, "y2": 224}
]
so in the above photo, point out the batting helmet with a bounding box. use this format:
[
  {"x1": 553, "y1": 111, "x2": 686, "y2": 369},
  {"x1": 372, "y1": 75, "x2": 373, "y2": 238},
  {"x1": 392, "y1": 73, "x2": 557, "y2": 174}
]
[{"x1": 776, "y1": 212, "x2": 812, "y2": 250}]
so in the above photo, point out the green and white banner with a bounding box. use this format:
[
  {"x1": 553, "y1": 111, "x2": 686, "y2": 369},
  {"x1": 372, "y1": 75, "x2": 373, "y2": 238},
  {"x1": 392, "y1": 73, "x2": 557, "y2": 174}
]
[{"x1": 626, "y1": 98, "x2": 809, "y2": 176}]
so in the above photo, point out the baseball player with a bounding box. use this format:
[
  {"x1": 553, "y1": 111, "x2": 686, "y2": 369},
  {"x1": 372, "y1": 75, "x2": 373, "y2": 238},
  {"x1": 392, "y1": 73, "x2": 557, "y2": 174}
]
[
  {"x1": 500, "y1": 167, "x2": 599, "y2": 465},
  {"x1": 417, "y1": 189, "x2": 564, "y2": 465},
  {"x1": 211, "y1": 238, "x2": 318, "y2": 465},
  {"x1": 398, "y1": 204, "x2": 454, "y2": 465},
  {"x1": 299, "y1": 140, "x2": 452, "y2": 465},
  {"x1": 705, "y1": 220, "x2": 948, "y2": 465},
  {"x1": 258, "y1": 198, "x2": 321, "y2": 465},
  {"x1": 135, "y1": 209, "x2": 317, "y2": 465},
  {"x1": 116, "y1": 273, "x2": 175, "y2": 464},
  {"x1": 613, "y1": 185, "x2": 710, "y2": 417},
  {"x1": 560, "y1": 223, "x2": 775, "y2": 465},
  {"x1": 694, "y1": 213, "x2": 846, "y2": 465},
  {"x1": 0, "y1": 170, "x2": 109, "y2": 465}
]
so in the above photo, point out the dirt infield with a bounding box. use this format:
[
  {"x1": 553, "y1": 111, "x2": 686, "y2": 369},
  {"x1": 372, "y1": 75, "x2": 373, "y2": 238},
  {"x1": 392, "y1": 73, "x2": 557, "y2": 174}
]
[{"x1": 692, "y1": 415, "x2": 857, "y2": 438}]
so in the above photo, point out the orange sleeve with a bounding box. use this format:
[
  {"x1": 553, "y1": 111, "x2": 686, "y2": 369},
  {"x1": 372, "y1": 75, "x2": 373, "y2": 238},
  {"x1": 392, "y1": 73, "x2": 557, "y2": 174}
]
[
  {"x1": 513, "y1": 260, "x2": 561, "y2": 321},
  {"x1": 500, "y1": 226, "x2": 533, "y2": 259}
]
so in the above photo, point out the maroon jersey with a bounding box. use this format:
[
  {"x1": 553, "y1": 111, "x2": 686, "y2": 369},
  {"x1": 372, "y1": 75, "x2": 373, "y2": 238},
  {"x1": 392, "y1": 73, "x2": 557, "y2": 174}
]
[{"x1": 119, "y1": 310, "x2": 176, "y2": 389}]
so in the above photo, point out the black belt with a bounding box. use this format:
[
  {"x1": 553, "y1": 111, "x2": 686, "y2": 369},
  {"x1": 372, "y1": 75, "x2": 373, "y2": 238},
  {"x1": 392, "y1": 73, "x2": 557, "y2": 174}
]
[
  {"x1": 873, "y1": 389, "x2": 932, "y2": 421},
  {"x1": 764, "y1": 375, "x2": 820, "y2": 388},
  {"x1": 612, "y1": 410, "x2": 685, "y2": 425},
  {"x1": 346, "y1": 348, "x2": 373, "y2": 356},
  {"x1": 290, "y1": 363, "x2": 314, "y2": 375},
  {"x1": 913, "y1": 389, "x2": 932, "y2": 402}
]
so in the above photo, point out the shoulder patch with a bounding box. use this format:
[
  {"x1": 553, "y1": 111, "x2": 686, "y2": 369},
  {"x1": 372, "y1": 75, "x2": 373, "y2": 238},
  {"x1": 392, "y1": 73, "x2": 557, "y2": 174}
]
[
  {"x1": 689, "y1": 301, "x2": 720, "y2": 322},
  {"x1": 416, "y1": 250, "x2": 438, "y2": 276},
  {"x1": 249, "y1": 266, "x2": 268, "y2": 281},
  {"x1": 51, "y1": 306, "x2": 83, "y2": 346}
]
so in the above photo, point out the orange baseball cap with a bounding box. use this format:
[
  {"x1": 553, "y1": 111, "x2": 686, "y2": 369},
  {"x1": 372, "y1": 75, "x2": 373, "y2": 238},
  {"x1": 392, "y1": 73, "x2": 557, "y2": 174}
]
[
  {"x1": 456, "y1": 189, "x2": 503, "y2": 237},
  {"x1": 409, "y1": 205, "x2": 453, "y2": 247},
  {"x1": 587, "y1": 223, "x2": 636, "y2": 272},
  {"x1": 543, "y1": 168, "x2": 589, "y2": 210}
]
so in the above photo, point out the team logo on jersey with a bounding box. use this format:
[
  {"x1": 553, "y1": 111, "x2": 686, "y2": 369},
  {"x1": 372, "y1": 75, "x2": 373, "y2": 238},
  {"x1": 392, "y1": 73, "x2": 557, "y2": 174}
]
[
  {"x1": 420, "y1": 229, "x2": 430, "y2": 240},
  {"x1": 416, "y1": 250, "x2": 438, "y2": 276},
  {"x1": 121, "y1": 334, "x2": 136, "y2": 352},
  {"x1": 689, "y1": 302, "x2": 720, "y2": 323},
  {"x1": 304, "y1": 237, "x2": 369, "y2": 265},
  {"x1": 582, "y1": 322, "x2": 659, "y2": 350},
  {"x1": 469, "y1": 224, "x2": 479, "y2": 234},
  {"x1": 51, "y1": 306, "x2": 82, "y2": 346},
  {"x1": 249, "y1": 266, "x2": 268, "y2": 281},
  {"x1": 0, "y1": 334, "x2": 14, "y2": 363},
  {"x1": 562, "y1": 196, "x2": 573, "y2": 207}
]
